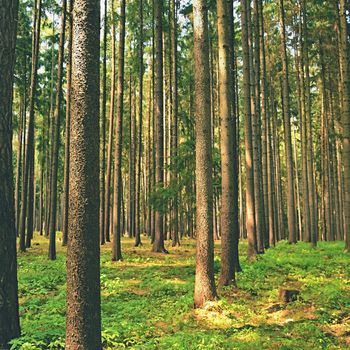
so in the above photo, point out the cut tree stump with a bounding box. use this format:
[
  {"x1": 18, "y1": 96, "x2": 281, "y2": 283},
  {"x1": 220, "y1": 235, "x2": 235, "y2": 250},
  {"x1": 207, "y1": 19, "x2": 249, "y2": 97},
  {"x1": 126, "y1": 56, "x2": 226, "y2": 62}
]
[{"x1": 279, "y1": 288, "x2": 300, "y2": 303}]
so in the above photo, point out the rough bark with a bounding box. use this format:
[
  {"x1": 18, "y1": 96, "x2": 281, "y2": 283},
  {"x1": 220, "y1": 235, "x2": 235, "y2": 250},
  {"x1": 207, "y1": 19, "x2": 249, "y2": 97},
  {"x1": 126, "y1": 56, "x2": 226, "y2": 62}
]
[
  {"x1": 0, "y1": 0, "x2": 21, "y2": 347},
  {"x1": 193, "y1": 0, "x2": 218, "y2": 308},
  {"x1": 217, "y1": 0, "x2": 236, "y2": 287},
  {"x1": 65, "y1": 0, "x2": 101, "y2": 347}
]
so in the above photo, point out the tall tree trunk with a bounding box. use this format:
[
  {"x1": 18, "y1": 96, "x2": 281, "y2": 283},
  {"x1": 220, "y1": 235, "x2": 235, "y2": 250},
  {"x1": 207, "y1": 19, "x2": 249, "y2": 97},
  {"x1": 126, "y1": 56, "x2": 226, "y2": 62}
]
[
  {"x1": 279, "y1": 0, "x2": 297, "y2": 243},
  {"x1": 15, "y1": 96, "x2": 24, "y2": 235},
  {"x1": 302, "y1": 0, "x2": 317, "y2": 246},
  {"x1": 48, "y1": 0, "x2": 67, "y2": 260},
  {"x1": 19, "y1": 0, "x2": 42, "y2": 251},
  {"x1": 65, "y1": 0, "x2": 101, "y2": 347},
  {"x1": 135, "y1": 0, "x2": 144, "y2": 247},
  {"x1": 252, "y1": 0, "x2": 266, "y2": 253},
  {"x1": 319, "y1": 44, "x2": 332, "y2": 241},
  {"x1": 171, "y1": 0, "x2": 180, "y2": 247},
  {"x1": 45, "y1": 22, "x2": 55, "y2": 238},
  {"x1": 297, "y1": 2, "x2": 311, "y2": 243},
  {"x1": 217, "y1": 0, "x2": 236, "y2": 287},
  {"x1": 62, "y1": 0, "x2": 73, "y2": 247},
  {"x1": 339, "y1": 0, "x2": 350, "y2": 251},
  {"x1": 0, "y1": 0, "x2": 20, "y2": 347},
  {"x1": 99, "y1": 0, "x2": 108, "y2": 245},
  {"x1": 147, "y1": 79, "x2": 152, "y2": 236},
  {"x1": 241, "y1": 0, "x2": 257, "y2": 258},
  {"x1": 152, "y1": 0, "x2": 167, "y2": 253},
  {"x1": 104, "y1": 0, "x2": 116, "y2": 243},
  {"x1": 112, "y1": 0, "x2": 126, "y2": 261},
  {"x1": 193, "y1": 0, "x2": 218, "y2": 308}
]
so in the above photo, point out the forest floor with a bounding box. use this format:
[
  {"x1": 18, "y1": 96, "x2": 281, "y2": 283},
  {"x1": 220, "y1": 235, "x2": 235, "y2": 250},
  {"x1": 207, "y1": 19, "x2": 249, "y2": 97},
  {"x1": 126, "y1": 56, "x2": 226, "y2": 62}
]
[{"x1": 12, "y1": 234, "x2": 350, "y2": 349}]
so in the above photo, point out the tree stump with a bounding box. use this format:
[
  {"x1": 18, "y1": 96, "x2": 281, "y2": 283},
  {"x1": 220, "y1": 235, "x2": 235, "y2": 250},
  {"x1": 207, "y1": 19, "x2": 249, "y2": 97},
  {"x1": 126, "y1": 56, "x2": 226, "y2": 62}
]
[{"x1": 279, "y1": 288, "x2": 300, "y2": 303}]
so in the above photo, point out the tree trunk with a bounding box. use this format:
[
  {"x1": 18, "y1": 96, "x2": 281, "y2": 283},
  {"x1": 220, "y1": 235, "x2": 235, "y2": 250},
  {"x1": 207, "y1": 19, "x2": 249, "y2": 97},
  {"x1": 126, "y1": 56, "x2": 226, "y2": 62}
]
[
  {"x1": 171, "y1": 0, "x2": 180, "y2": 247},
  {"x1": 152, "y1": 0, "x2": 167, "y2": 253},
  {"x1": 217, "y1": 0, "x2": 236, "y2": 287},
  {"x1": 279, "y1": 0, "x2": 297, "y2": 243},
  {"x1": 99, "y1": 0, "x2": 108, "y2": 245},
  {"x1": 135, "y1": 0, "x2": 144, "y2": 247},
  {"x1": 193, "y1": 0, "x2": 218, "y2": 308},
  {"x1": 19, "y1": 0, "x2": 42, "y2": 251},
  {"x1": 241, "y1": 0, "x2": 257, "y2": 258},
  {"x1": 339, "y1": 0, "x2": 350, "y2": 251},
  {"x1": 48, "y1": 0, "x2": 67, "y2": 260},
  {"x1": 0, "y1": 0, "x2": 20, "y2": 347},
  {"x1": 112, "y1": 0, "x2": 126, "y2": 261},
  {"x1": 104, "y1": 0, "x2": 116, "y2": 243},
  {"x1": 62, "y1": 0, "x2": 73, "y2": 247},
  {"x1": 65, "y1": 0, "x2": 101, "y2": 347}
]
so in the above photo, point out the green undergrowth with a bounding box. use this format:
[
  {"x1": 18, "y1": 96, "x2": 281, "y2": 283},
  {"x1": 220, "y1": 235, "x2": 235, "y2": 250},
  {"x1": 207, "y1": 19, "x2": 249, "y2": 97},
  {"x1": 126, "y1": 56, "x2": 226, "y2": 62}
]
[{"x1": 11, "y1": 234, "x2": 350, "y2": 349}]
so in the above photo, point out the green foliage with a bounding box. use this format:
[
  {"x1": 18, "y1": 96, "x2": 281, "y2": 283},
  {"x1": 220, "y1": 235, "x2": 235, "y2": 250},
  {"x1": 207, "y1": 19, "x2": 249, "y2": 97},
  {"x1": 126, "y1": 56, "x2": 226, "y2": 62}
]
[{"x1": 11, "y1": 237, "x2": 350, "y2": 349}]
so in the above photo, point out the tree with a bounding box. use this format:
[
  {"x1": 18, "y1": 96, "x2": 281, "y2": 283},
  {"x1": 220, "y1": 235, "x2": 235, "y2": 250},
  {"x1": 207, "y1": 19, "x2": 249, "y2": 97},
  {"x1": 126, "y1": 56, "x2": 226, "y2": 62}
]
[
  {"x1": 48, "y1": 0, "x2": 67, "y2": 260},
  {"x1": 62, "y1": 0, "x2": 74, "y2": 247},
  {"x1": 112, "y1": 0, "x2": 126, "y2": 261},
  {"x1": 152, "y1": 0, "x2": 168, "y2": 253},
  {"x1": 19, "y1": 0, "x2": 42, "y2": 251},
  {"x1": 241, "y1": 0, "x2": 257, "y2": 258},
  {"x1": 0, "y1": 0, "x2": 20, "y2": 347},
  {"x1": 135, "y1": 0, "x2": 144, "y2": 247},
  {"x1": 100, "y1": 0, "x2": 108, "y2": 245},
  {"x1": 170, "y1": 0, "x2": 180, "y2": 247},
  {"x1": 339, "y1": 0, "x2": 350, "y2": 252},
  {"x1": 279, "y1": 0, "x2": 297, "y2": 244},
  {"x1": 65, "y1": 0, "x2": 101, "y2": 347},
  {"x1": 104, "y1": 0, "x2": 116, "y2": 244},
  {"x1": 193, "y1": 0, "x2": 218, "y2": 308},
  {"x1": 217, "y1": 0, "x2": 236, "y2": 287}
]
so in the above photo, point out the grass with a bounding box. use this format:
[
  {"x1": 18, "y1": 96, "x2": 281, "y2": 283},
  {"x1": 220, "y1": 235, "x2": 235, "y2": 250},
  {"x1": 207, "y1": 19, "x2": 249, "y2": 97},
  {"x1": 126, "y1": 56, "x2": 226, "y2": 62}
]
[{"x1": 11, "y1": 233, "x2": 350, "y2": 349}]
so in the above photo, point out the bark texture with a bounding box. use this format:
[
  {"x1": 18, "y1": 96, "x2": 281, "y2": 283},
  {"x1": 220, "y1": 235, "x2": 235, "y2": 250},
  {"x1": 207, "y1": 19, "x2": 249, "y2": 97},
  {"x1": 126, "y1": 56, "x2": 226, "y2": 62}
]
[
  {"x1": 193, "y1": 0, "x2": 218, "y2": 308},
  {"x1": 217, "y1": 0, "x2": 236, "y2": 286},
  {"x1": 0, "y1": 0, "x2": 20, "y2": 347},
  {"x1": 65, "y1": 0, "x2": 101, "y2": 348}
]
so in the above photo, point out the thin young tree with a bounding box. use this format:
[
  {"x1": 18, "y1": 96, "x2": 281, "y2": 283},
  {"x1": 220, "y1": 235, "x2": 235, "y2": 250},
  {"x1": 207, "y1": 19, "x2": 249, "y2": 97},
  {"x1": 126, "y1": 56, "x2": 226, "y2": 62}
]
[
  {"x1": 339, "y1": 0, "x2": 350, "y2": 251},
  {"x1": 135, "y1": 0, "x2": 144, "y2": 247},
  {"x1": 100, "y1": 0, "x2": 108, "y2": 245},
  {"x1": 19, "y1": 0, "x2": 42, "y2": 251},
  {"x1": 241, "y1": 0, "x2": 257, "y2": 258},
  {"x1": 62, "y1": 0, "x2": 73, "y2": 247},
  {"x1": 112, "y1": 0, "x2": 126, "y2": 261},
  {"x1": 193, "y1": 0, "x2": 218, "y2": 308},
  {"x1": 0, "y1": 0, "x2": 20, "y2": 347},
  {"x1": 170, "y1": 0, "x2": 180, "y2": 247},
  {"x1": 104, "y1": 0, "x2": 116, "y2": 243},
  {"x1": 152, "y1": 0, "x2": 168, "y2": 253},
  {"x1": 48, "y1": 0, "x2": 67, "y2": 260},
  {"x1": 65, "y1": 0, "x2": 101, "y2": 347},
  {"x1": 279, "y1": 0, "x2": 297, "y2": 243}
]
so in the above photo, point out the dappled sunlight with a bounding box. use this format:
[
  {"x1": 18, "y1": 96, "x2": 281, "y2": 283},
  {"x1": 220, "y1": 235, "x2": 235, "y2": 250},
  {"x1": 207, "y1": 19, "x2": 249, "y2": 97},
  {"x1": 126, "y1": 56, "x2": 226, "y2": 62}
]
[{"x1": 13, "y1": 233, "x2": 350, "y2": 349}]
